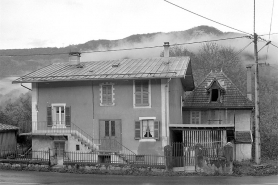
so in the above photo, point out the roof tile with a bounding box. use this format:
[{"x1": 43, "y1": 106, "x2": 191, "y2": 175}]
[{"x1": 183, "y1": 71, "x2": 254, "y2": 109}]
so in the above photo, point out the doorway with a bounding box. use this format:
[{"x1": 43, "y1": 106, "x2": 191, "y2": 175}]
[
  {"x1": 54, "y1": 141, "x2": 65, "y2": 165},
  {"x1": 99, "y1": 120, "x2": 122, "y2": 151}
]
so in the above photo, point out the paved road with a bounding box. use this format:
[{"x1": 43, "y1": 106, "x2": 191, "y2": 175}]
[{"x1": 0, "y1": 170, "x2": 277, "y2": 185}]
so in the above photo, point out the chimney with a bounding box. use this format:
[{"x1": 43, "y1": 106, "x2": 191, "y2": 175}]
[
  {"x1": 69, "y1": 51, "x2": 81, "y2": 65},
  {"x1": 163, "y1": 42, "x2": 170, "y2": 57},
  {"x1": 246, "y1": 65, "x2": 252, "y2": 101}
]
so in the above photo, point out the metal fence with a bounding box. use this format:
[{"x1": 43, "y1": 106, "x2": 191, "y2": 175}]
[
  {"x1": 0, "y1": 150, "x2": 49, "y2": 161},
  {"x1": 63, "y1": 151, "x2": 165, "y2": 167},
  {"x1": 171, "y1": 142, "x2": 224, "y2": 167},
  {"x1": 0, "y1": 148, "x2": 58, "y2": 166}
]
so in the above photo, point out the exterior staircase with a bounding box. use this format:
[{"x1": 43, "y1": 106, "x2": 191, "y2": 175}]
[{"x1": 24, "y1": 121, "x2": 136, "y2": 164}]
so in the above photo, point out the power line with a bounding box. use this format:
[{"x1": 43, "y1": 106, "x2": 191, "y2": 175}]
[
  {"x1": 0, "y1": 36, "x2": 248, "y2": 57},
  {"x1": 258, "y1": 33, "x2": 278, "y2": 36},
  {"x1": 164, "y1": 0, "x2": 251, "y2": 36},
  {"x1": 270, "y1": 43, "x2": 278, "y2": 49},
  {"x1": 0, "y1": 52, "x2": 69, "y2": 57},
  {"x1": 225, "y1": 41, "x2": 253, "y2": 63},
  {"x1": 171, "y1": 36, "x2": 248, "y2": 46},
  {"x1": 265, "y1": 0, "x2": 275, "y2": 63}
]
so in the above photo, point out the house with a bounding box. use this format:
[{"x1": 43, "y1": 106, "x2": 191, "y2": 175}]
[
  {"x1": 169, "y1": 70, "x2": 254, "y2": 161},
  {"x1": 13, "y1": 43, "x2": 195, "y2": 160},
  {"x1": 0, "y1": 123, "x2": 18, "y2": 151}
]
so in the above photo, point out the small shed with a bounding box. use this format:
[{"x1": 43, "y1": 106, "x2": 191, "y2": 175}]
[{"x1": 0, "y1": 123, "x2": 19, "y2": 151}]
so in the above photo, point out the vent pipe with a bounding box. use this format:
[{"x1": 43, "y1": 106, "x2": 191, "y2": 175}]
[
  {"x1": 69, "y1": 51, "x2": 81, "y2": 65},
  {"x1": 163, "y1": 42, "x2": 170, "y2": 57}
]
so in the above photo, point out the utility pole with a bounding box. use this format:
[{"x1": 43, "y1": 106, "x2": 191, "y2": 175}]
[{"x1": 254, "y1": 33, "x2": 261, "y2": 164}]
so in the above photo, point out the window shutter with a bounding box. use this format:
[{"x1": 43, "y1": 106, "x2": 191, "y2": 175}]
[
  {"x1": 134, "y1": 121, "x2": 141, "y2": 140},
  {"x1": 107, "y1": 86, "x2": 112, "y2": 104},
  {"x1": 47, "y1": 106, "x2": 52, "y2": 127},
  {"x1": 142, "y1": 92, "x2": 149, "y2": 105},
  {"x1": 102, "y1": 86, "x2": 107, "y2": 104},
  {"x1": 65, "y1": 106, "x2": 71, "y2": 127},
  {"x1": 135, "y1": 81, "x2": 141, "y2": 104},
  {"x1": 154, "y1": 121, "x2": 160, "y2": 140}
]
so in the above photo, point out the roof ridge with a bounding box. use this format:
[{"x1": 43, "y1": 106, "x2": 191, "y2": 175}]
[
  {"x1": 184, "y1": 71, "x2": 213, "y2": 98},
  {"x1": 220, "y1": 71, "x2": 254, "y2": 104}
]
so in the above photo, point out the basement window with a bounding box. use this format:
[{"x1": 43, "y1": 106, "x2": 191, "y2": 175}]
[{"x1": 211, "y1": 89, "x2": 219, "y2": 102}]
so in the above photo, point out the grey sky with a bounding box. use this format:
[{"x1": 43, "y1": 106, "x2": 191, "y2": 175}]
[{"x1": 0, "y1": 0, "x2": 277, "y2": 49}]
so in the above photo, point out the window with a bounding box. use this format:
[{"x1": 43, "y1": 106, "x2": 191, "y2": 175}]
[
  {"x1": 191, "y1": 111, "x2": 201, "y2": 124},
  {"x1": 100, "y1": 83, "x2": 115, "y2": 106},
  {"x1": 206, "y1": 80, "x2": 225, "y2": 103},
  {"x1": 76, "y1": 145, "x2": 80, "y2": 151},
  {"x1": 134, "y1": 80, "x2": 151, "y2": 107},
  {"x1": 53, "y1": 106, "x2": 65, "y2": 124},
  {"x1": 104, "y1": 120, "x2": 116, "y2": 137},
  {"x1": 211, "y1": 89, "x2": 219, "y2": 102},
  {"x1": 135, "y1": 119, "x2": 159, "y2": 140},
  {"x1": 47, "y1": 104, "x2": 71, "y2": 127}
]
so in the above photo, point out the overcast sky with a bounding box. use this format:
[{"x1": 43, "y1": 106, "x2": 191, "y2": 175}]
[{"x1": 0, "y1": 0, "x2": 277, "y2": 49}]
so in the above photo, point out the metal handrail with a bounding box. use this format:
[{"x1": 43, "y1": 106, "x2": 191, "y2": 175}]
[{"x1": 30, "y1": 121, "x2": 135, "y2": 155}]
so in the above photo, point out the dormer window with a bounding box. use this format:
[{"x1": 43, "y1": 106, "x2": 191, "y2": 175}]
[
  {"x1": 211, "y1": 89, "x2": 219, "y2": 102},
  {"x1": 206, "y1": 78, "x2": 225, "y2": 103}
]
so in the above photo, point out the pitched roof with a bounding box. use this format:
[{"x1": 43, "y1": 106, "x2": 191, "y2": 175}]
[
  {"x1": 235, "y1": 131, "x2": 253, "y2": 143},
  {"x1": 13, "y1": 57, "x2": 192, "y2": 83},
  {"x1": 183, "y1": 71, "x2": 254, "y2": 109},
  {"x1": 0, "y1": 123, "x2": 19, "y2": 132}
]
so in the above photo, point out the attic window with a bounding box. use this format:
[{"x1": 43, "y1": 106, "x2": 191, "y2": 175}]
[{"x1": 211, "y1": 89, "x2": 219, "y2": 102}]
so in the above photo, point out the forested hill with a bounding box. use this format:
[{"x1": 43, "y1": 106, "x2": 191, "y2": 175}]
[{"x1": 0, "y1": 25, "x2": 228, "y2": 78}]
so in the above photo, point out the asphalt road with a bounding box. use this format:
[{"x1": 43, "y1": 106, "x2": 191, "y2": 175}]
[{"x1": 0, "y1": 170, "x2": 277, "y2": 185}]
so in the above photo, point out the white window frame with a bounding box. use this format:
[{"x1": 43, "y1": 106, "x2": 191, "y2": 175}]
[
  {"x1": 133, "y1": 80, "x2": 151, "y2": 108},
  {"x1": 190, "y1": 111, "x2": 201, "y2": 124},
  {"x1": 100, "y1": 82, "x2": 115, "y2": 106},
  {"x1": 139, "y1": 117, "x2": 157, "y2": 139},
  {"x1": 51, "y1": 103, "x2": 66, "y2": 128},
  {"x1": 142, "y1": 119, "x2": 155, "y2": 139}
]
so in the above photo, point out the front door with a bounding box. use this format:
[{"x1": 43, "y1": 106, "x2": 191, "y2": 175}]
[
  {"x1": 54, "y1": 142, "x2": 65, "y2": 157},
  {"x1": 99, "y1": 120, "x2": 122, "y2": 151}
]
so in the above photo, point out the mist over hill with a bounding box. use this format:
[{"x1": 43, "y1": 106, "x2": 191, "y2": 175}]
[{"x1": 0, "y1": 25, "x2": 277, "y2": 102}]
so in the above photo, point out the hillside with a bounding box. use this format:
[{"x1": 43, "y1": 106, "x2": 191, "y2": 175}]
[{"x1": 0, "y1": 25, "x2": 228, "y2": 78}]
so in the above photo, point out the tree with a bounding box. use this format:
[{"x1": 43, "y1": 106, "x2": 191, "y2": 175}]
[
  {"x1": 0, "y1": 92, "x2": 32, "y2": 133},
  {"x1": 194, "y1": 43, "x2": 246, "y2": 92}
]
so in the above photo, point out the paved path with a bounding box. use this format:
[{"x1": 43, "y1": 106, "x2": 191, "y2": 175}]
[{"x1": 0, "y1": 170, "x2": 277, "y2": 185}]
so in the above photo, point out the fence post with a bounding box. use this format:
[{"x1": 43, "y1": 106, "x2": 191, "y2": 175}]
[
  {"x1": 164, "y1": 145, "x2": 172, "y2": 171},
  {"x1": 195, "y1": 143, "x2": 204, "y2": 171},
  {"x1": 223, "y1": 143, "x2": 233, "y2": 167},
  {"x1": 48, "y1": 148, "x2": 51, "y2": 166}
]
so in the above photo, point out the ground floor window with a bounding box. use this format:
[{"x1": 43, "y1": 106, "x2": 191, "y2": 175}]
[{"x1": 135, "y1": 119, "x2": 159, "y2": 140}]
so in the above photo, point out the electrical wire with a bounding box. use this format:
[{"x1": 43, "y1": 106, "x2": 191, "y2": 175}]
[
  {"x1": 270, "y1": 43, "x2": 278, "y2": 49},
  {"x1": 164, "y1": 0, "x2": 252, "y2": 36},
  {"x1": 224, "y1": 41, "x2": 253, "y2": 63},
  {"x1": 0, "y1": 36, "x2": 248, "y2": 57},
  {"x1": 265, "y1": 0, "x2": 275, "y2": 63},
  {"x1": 258, "y1": 33, "x2": 278, "y2": 37}
]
